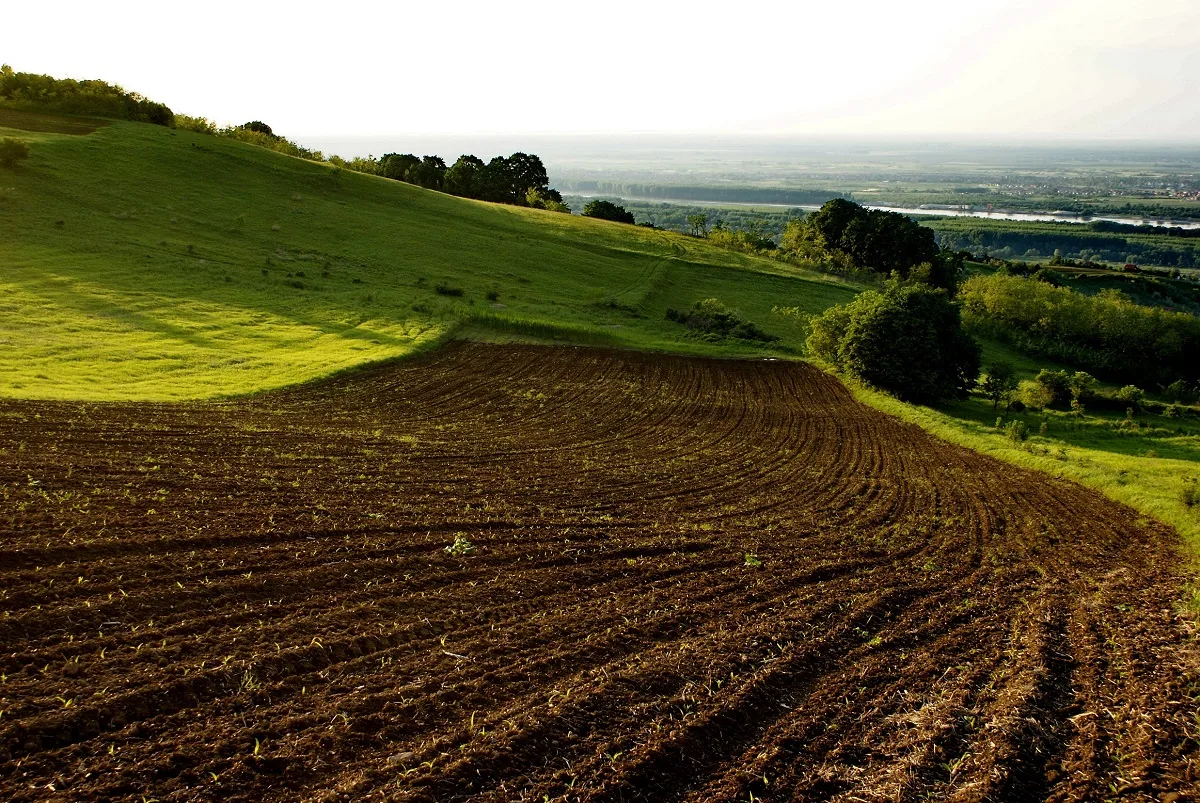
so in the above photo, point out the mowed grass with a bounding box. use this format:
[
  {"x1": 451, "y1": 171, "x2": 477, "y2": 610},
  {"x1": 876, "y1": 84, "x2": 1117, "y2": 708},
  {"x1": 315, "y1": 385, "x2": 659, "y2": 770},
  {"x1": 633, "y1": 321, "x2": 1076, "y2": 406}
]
[{"x1": 0, "y1": 118, "x2": 856, "y2": 399}]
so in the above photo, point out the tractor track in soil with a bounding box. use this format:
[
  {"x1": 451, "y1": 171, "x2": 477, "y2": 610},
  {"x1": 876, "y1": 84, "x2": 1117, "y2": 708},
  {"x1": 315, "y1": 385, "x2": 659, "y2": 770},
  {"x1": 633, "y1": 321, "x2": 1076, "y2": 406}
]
[{"x1": 0, "y1": 342, "x2": 1196, "y2": 801}]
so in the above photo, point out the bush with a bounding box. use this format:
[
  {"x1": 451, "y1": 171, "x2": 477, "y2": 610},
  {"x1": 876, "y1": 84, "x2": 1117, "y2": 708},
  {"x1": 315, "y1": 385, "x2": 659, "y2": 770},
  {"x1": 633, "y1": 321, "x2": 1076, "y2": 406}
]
[
  {"x1": 582, "y1": 200, "x2": 635, "y2": 225},
  {"x1": 1114, "y1": 385, "x2": 1146, "y2": 411},
  {"x1": 1017, "y1": 379, "x2": 1053, "y2": 410},
  {"x1": 806, "y1": 282, "x2": 980, "y2": 403},
  {"x1": 0, "y1": 137, "x2": 29, "y2": 168},
  {"x1": 173, "y1": 114, "x2": 217, "y2": 134},
  {"x1": 666, "y1": 299, "x2": 778, "y2": 342},
  {"x1": 1006, "y1": 420, "x2": 1029, "y2": 442},
  {"x1": 434, "y1": 283, "x2": 464, "y2": 297}
]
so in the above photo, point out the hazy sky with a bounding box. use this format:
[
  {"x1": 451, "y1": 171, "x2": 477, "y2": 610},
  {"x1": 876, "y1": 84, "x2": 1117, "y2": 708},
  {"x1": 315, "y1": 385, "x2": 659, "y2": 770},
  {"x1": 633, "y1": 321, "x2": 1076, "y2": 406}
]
[{"x1": 5, "y1": 0, "x2": 1199, "y2": 140}]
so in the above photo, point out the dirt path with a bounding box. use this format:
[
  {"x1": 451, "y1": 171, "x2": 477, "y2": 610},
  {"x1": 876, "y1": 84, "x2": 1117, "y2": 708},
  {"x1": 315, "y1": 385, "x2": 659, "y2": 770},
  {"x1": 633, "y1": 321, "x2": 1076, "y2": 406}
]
[{"x1": 0, "y1": 343, "x2": 1196, "y2": 801}]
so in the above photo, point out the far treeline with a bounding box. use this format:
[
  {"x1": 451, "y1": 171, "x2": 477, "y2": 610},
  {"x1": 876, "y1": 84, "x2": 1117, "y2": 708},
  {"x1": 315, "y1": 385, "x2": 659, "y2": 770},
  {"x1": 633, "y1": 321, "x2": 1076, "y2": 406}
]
[
  {"x1": 556, "y1": 181, "x2": 845, "y2": 207},
  {"x1": 931, "y1": 217, "x2": 1200, "y2": 270}
]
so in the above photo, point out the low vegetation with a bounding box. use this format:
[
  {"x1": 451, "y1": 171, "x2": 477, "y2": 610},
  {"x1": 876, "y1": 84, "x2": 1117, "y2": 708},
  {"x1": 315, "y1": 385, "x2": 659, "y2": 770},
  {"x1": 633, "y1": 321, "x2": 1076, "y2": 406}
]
[
  {"x1": 582, "y1": 199, "x2": 635, "y2": 224},
  {"x1": 960, "y1": 272, "x2": 1200, "y2": 385},
  {"x1": 1, "y1": 64, "x2": 173, "y2": 126},
  {"x1": 664, "y1": 298, "x2": 778, "y2": 342}
]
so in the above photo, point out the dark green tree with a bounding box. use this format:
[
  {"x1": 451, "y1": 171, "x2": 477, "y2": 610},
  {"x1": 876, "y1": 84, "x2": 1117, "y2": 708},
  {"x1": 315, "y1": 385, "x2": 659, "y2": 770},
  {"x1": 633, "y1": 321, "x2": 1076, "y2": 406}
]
[
  {"x1": 240, "y1": 121, "x2": 275, "y2": 137},
  {"x1": 443, "y1": 155, "x2": 487, "y2": 197},
  {"x1": 980, "y1": 361, "x2": 1018, "y2": 412},
  {"x1": 378, "y1": 153, "x2": 421, "y2": 182},
  {"x1": 582, "y1": 200, "x2": 635, "y2": 224},
  {"x1": 807, "y1": 282, "x2": 980, "y2": 403},
  {"x1": 407, "y1": 155, "x2": 447, "y2": 190}
]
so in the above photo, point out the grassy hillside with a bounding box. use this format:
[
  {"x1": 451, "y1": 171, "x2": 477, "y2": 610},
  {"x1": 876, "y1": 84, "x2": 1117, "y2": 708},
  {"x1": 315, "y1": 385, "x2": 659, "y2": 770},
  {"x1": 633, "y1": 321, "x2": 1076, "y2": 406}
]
[{"x1": 0, "y1": 117, "x2": 855, "y2": 400}]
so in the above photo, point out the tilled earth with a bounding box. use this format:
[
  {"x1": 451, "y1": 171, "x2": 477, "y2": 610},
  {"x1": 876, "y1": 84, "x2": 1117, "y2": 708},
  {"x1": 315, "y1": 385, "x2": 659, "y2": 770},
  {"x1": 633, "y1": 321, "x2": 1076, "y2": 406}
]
[{"x1": 0, "y1": 343, "x2": 1197, "y2": 802}]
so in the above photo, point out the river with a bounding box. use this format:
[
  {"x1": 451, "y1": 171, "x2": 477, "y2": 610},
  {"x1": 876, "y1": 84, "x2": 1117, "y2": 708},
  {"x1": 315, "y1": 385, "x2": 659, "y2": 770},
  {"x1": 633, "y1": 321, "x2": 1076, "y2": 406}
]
[{"x1": 570, "y1": 195, "x2": 1200, "y2": 230}]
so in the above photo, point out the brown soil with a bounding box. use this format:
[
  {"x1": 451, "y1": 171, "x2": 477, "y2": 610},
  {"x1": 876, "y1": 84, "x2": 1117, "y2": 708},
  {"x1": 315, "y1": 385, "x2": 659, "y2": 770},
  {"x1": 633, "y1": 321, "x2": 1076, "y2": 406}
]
[{"x1": 1, "y1": 343, "x2": 1196, "y2": 802}]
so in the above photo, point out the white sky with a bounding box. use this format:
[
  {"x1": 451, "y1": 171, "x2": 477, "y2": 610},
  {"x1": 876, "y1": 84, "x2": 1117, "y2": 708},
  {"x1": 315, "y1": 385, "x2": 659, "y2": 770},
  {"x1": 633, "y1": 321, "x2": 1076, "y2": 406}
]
[{"x1": 4, "y1": 0, "x2": 1199, "y2": 140}]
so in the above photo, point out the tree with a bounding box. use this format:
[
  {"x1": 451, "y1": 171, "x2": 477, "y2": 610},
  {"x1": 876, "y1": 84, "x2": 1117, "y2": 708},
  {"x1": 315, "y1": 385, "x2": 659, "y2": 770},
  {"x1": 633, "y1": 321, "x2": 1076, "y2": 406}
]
[
  {"x1": 379, "y1": 153, "x2": 421, "y2": 182},
  {"x1": 789, "y1": 199, "x2": 945, "y2": 286},
  {"x1": 407, "y1": 155, "x2": 447, "y2": 190},
  {"x1": 444, "y1": 154, "x2": 487, "y2": 197},
  {"x1": 687, "y1": 212, "x2": 710, "y2": 237},
  {"x1": 525, "y1": 187, "x2": 570, "y2": 213},
  {"x1": 0, "y1": 137, "x2": 30, "y2": 168},
  {"x1": 980, "y1": 361, "x2": 1018, "y2": 412},
  {"x1": 582, "y1": 200, "x2": 635, "y2": 225},
  {"x1": 240, "y1": 121, "x2": 275, "y2": 137},
  {"x1": 806, "y1": 282, "x2": 980, "y2": 403}
]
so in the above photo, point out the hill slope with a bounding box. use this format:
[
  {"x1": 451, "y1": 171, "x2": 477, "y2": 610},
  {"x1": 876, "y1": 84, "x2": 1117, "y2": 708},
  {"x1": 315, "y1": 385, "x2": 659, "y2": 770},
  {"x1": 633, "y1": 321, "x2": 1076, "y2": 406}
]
[{"x1": 0, "y1": 117, "x2": 855, "y2": 400}]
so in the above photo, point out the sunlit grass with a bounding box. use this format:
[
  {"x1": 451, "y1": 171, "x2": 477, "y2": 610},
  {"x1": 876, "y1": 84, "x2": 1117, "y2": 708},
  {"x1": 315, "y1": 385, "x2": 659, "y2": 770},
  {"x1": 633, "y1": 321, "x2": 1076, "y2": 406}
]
[{"x1": 0, "y1": 118, "x2": 855, "y2": 400}]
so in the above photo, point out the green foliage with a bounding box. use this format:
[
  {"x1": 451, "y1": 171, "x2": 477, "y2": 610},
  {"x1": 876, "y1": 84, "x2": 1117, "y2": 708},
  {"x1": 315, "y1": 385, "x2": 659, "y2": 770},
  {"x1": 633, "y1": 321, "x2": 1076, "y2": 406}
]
[
  {"x1": 0, "y1": 64, "x2": 173, "y2": 125},
  {"x1": 790, "y1": 199, "x2": 941, "y2": 278},
  {"x1": 582, "y1": 200, "x2": 636, "y2": 225},
  {"x1": 687, "y1": 212, "x2": 710, "y2": 237},
  {"x1": 1182, "y1": 480, "x2": 1200, "y2": 509},
  {"x1": 706, "y1": 221, "x2": 775, "y2": 255},
  {"x1": 173, "y1": 114, "x2": 217, "y2": 134},
  {"x1": 240, "y1": 120, "x2": 274, "y2": 137},
  {"x1": 930, "y1": 215, "x2": 1200, "y2": 270},
  {"x1": 445, "y1": 533, "x2": 475, "y2": 556},
  {"x1": 1030, "y1": 369, "x2": 1096, "y2": 409},
  {"x1": 218, "y1": 124, "x2": 324, "y2": 161},
  {"x1": 665, "y1": 299, "x2": 778, "y2": 342},
  {"x1": 807, "y1": 282, "x2": 980, "y2": 403},
  {"x1": 980, "y1": 361, "x2": 1018, "y2": 411},
  {"x1": 1115, "y1": 384, "x2": 1146, "y2": 411},
  {"x1": 0, "y1": 137, "x2": 30, "y2": 168},
  {"x1": 960, "y1": 273, "x2": 1200, "y2": 385},
  {"x1": 1006, "y1": 420, "x2": 1029, "y2": 442}
]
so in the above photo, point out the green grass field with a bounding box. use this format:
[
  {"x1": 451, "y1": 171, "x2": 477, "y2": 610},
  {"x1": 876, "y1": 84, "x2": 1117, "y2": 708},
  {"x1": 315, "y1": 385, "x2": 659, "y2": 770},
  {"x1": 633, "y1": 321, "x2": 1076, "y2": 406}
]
[{"x1": 0, "y1": 118, "x2": 854, "y2": 400}]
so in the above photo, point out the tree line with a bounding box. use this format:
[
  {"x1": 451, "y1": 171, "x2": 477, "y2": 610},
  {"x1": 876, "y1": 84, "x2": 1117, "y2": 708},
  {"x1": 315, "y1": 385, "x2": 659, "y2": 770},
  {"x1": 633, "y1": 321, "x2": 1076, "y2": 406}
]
[
  {"x1": 929, "y1": 218, "x2": 1200, "y2": 269},
  {"x1": 1, "y1": 65, "x2": 173, "y2": 126},
  {"x1": 556, "y1": 181, "x2": 845, "y2": 206},
  {"x1": 173, "y1": 116, "x2": 568, "y2": 213}
]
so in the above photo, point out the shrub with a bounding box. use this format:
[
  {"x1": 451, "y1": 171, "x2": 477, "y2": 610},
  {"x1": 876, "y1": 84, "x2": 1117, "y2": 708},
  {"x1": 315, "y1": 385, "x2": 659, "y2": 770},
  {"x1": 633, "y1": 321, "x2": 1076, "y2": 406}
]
[
  {"x1": 1017, "y1": 380, "x2": 1053, "y2": 411},
  {"x1": 1114, "y1": 385, "x2": 1146, "y2": 411},
  {"x1": 582, "y1": 200, "x2": 635, "y2": 225},
  {"x1": 665, "y1": 299, "x2": 778, "y2": 342},
  {"x1": 0, "y1": 137, "x2": 30, "y2": 168},
  {"x1": 173, "y1": 114, "x2": 217, "y2": 134},
  {"x1": 1006, "y1": 420, "x2": 1029, "y2": 442},
  {"x1": 434, "y1": 283, "x2": 464, "y2": 297},
  {"x1": 806, "y1": 282, "x2": 980, "y2": 403},
  {"x1": 1182, "y1": 481, "x2": 1200, "y2": 508}
]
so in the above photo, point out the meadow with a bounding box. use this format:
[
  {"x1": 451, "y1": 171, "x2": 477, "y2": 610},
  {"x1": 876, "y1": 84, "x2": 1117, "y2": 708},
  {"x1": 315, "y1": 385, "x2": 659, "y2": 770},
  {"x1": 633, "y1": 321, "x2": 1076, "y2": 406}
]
[{"x1": 0, "y1": 117, "x2": 853, "y2": 400}]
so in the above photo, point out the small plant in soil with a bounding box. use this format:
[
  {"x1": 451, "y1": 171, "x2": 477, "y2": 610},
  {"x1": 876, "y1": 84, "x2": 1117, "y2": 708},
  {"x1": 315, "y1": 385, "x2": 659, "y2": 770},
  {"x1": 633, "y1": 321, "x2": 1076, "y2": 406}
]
[{"x1": 445, "y1": 533, "x2": 475, "y2": 556}]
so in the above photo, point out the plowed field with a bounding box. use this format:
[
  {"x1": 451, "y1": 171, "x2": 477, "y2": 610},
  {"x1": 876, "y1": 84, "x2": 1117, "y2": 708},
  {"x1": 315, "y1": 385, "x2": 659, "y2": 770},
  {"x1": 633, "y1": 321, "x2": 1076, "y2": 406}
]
[{"x1": 1, "y1": 343, "x2": 1196, "y2": 802}]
